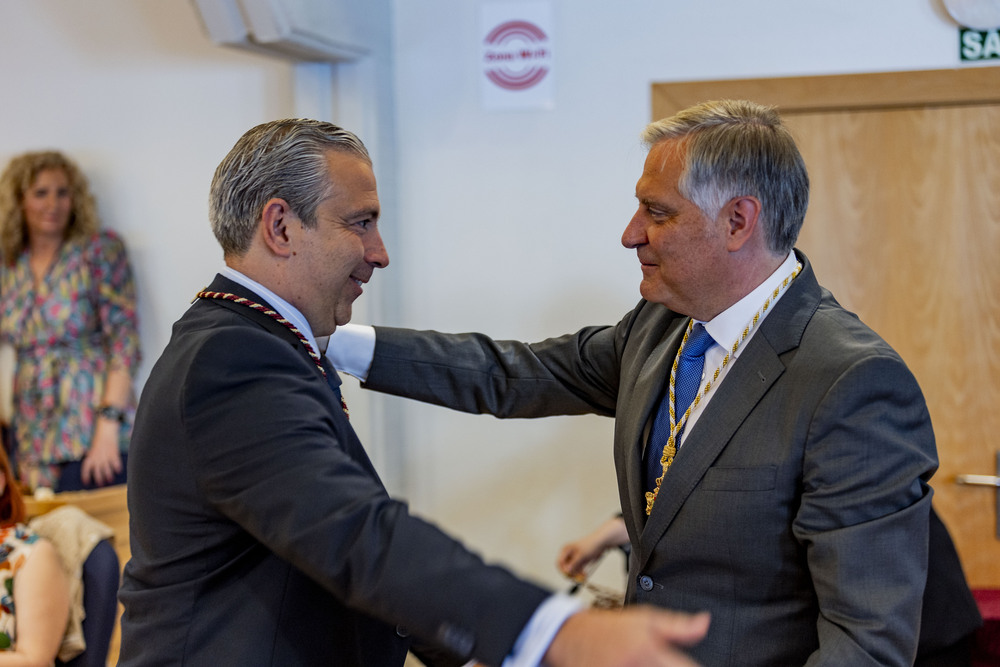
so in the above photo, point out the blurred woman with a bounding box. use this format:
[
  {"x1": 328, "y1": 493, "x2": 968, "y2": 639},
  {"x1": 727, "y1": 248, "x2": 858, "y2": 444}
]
[
  {"x1": 0, "y1": 443, "x2": 70, "y2": 663},
  {"x1": 0, "y1": 151, "x2": 140, "y2": 492}
]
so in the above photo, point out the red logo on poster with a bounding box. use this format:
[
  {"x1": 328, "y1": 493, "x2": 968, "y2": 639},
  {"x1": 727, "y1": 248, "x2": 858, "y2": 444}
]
[{"x1": 483, "y1": 20, "x2": 550, "y2": 91}]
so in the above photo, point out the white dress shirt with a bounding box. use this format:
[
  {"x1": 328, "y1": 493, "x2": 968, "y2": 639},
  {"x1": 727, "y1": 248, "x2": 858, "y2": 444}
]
[{"x1": 680, "y1": 251, "x2": 799, "y2": 446}]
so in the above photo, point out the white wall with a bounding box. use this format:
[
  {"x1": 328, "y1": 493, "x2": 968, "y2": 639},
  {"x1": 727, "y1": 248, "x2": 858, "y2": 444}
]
[
  {"x1": 0, "y1": 0, "x2": 398, "y2": 472},
  {"x1": 385, "y1": 0, "x2": 976, "y2": 594},
  {"x1": 0, "y1": 0, "x2": 297, "y2": 379},
  {"x1": 0, "y1": 0, "x2": 982, "y2": 603}
]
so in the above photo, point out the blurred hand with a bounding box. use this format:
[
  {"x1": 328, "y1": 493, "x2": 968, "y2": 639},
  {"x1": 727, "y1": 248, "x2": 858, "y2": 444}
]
[
  {"x1": 557, "y1": 540, "x2": 604, "y2": 580},
  {"x1": 82, "y1": 419, "x2": 122, "y2": 486},
  {"x1": 544, "y1": 606, "x2": 710, "y2": 667},
  {"x1": 557, "y1": 516, "x2": 629, "y2": 580}
]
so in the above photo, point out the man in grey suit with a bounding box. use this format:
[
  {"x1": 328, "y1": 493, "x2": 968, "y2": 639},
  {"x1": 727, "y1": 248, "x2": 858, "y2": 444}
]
[
  {"x1": 118, "y1": 119, "x2": 711, "y2": 666},
  {"x1": 329, "y1": 100, "x2": 947, "y2": 665}
]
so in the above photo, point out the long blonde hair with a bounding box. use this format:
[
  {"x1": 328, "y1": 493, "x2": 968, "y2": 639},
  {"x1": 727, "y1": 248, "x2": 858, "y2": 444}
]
[{"x1": 0, "y1": 151, "x2": 100, "y2": 265}]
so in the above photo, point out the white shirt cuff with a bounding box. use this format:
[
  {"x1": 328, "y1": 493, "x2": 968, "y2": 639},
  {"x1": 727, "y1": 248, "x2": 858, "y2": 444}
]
[
  {"x1": 502, "y1": 594, "x2": 584, "y2": 667},
  {"x1": 326, "y1": 323, "x2": 376, "y2": 381}
]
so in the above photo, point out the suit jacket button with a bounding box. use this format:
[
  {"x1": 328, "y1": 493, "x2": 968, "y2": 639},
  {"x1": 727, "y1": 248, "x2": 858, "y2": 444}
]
[
  {"x1": 436, "y1": 622, "x2": 475, "y2": 658},
  {"x1": 639, "y1": 575, "x2": 654, "y2": 591},
  {"x1": 396, "y1": 625, "x2": 410, "y2": 638}
]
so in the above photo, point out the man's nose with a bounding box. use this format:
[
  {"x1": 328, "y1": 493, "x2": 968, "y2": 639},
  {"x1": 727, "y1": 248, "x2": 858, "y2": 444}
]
[
  {"x1": 366, "y1": 229, "x2": 389, "y2": 268},
  {"x1": 622, "y1": 212, "x2": 646, "y2": 249}
]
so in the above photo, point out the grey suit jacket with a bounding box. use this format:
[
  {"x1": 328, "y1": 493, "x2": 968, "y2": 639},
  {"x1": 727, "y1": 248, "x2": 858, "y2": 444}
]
[
  {"x1": 365, "y1": 252, "x2": 939, "y2": 666},
  {"x1": 119, "y1": 275, "x2": 548, "y2": 666}
]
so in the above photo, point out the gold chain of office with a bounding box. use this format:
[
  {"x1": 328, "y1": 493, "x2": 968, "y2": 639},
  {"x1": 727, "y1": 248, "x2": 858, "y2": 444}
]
[
  {"x1": 195, "y1": 290, "x2": 350, "y2": 419},
  {"x1": 644, "y1": 262, "x2": 802, "y2": 515}
]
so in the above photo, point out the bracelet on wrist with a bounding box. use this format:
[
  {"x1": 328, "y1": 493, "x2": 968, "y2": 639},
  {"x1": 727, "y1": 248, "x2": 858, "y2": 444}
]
[{"x1": 95, "y1": 404, "x2": 126, "y2": 423}]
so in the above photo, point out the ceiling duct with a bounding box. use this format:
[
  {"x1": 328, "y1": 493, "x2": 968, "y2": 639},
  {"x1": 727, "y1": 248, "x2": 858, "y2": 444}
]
[{"x1": 191, "y1": 0, "x2": 370, "y2": 62}]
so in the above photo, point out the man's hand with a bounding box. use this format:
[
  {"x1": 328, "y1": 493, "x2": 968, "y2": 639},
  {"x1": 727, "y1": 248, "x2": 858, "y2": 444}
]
[{"x1": 543, "y1": 606, "x2": 709, "y2": 667}]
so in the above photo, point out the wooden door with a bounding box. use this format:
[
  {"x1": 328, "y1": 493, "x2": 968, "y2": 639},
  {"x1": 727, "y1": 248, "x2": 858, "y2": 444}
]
[{"x1": 652, "y1": 68, "x2": 1000, "y2": 587}]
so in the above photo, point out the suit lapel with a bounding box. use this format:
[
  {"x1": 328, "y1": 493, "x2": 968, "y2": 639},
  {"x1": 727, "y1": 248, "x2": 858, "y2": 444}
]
[
  {"x1": 636, "y1": 330, "x2": 786, "y2": 565},
  {"x1": 633, "y1": 252, "x2": 823, "y2": 571},
  {"x1": 619, "y1": 319, "x2": 687, "y2": 536}
]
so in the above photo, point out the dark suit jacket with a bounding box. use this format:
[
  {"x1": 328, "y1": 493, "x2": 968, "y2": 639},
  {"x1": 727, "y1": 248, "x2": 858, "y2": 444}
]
[
  {"x1": 118, "y1": 275, "x2": 548, "y2": 666},
  {"x1": 364, "y1": 251, "x2": 953, "y2": 666},
  {"x1": 918, "y1": 509, "x2": 982, "y2": 659}
]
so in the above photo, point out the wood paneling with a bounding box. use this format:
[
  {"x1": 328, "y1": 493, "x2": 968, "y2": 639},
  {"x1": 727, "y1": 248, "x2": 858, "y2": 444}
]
[{"x1": 652, "y1": 67, "x2": 1000, "y2": 117}]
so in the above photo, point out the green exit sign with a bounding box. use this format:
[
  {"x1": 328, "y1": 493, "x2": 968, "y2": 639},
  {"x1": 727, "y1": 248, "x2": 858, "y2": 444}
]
[{"x1": 960, "y1": 28, "x2": 1000, "y2": 61}]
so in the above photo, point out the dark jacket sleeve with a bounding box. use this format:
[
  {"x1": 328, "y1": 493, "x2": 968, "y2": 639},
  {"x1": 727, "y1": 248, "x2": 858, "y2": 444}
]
[{"x1": 180, "y1": 324, "x2": 550, "y2": 665}]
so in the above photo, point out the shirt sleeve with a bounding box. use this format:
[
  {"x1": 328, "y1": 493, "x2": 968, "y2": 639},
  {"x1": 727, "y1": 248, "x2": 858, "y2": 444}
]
[
  {"x1": 502, "y1": 594, "x2": 584, "y2": 667},
  {"x1": 326, "y1": 323, "x2": 376, "y2": 380}
]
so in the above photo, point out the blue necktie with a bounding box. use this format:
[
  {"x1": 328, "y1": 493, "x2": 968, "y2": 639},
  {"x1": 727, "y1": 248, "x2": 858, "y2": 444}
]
[{"x1": 645, "y1": 323, "x2": 715, "y2": 491}]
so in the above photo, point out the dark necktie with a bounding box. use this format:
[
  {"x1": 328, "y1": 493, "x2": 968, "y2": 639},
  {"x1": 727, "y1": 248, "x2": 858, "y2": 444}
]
[
  {"x1": 645, "y1": 323, "x2": 715, "y2": 491},
  {"x1": 321, "y1": 356, "x2": 350, "y2": 419}
]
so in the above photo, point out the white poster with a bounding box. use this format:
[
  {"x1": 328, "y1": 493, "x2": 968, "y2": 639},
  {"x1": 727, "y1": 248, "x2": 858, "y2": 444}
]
[{"x1": 480, "y1": 1, "x2": 554, "y2": 111}]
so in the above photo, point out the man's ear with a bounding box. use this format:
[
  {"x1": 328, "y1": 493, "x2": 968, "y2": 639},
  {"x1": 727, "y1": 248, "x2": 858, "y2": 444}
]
[
  {"x1": 260, "y1": 198, "x2": 295, "y2": 258},
  {"x1": 723, "y1": 195, "x2": 762, "y2": 252}
]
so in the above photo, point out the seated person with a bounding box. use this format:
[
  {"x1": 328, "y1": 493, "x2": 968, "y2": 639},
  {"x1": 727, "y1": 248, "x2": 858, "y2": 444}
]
[{"x1": 0, "y1": 445, "x2": 70, "y2": 663}]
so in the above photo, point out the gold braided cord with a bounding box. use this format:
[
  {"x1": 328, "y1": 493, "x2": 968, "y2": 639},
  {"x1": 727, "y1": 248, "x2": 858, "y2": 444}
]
[
  {"x1": 195, "y1": 290, "x2": 351, "y2": 419},
  {"x1": 645, "y1": 262, "x2": 802, "y2": 515}
]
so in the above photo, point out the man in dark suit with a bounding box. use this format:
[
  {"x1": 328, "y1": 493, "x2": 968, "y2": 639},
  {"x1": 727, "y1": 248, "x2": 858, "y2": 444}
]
[
  {"x1": 327, "y1": 100, "x2": 980, "y2": 665},
  {"x1": 117, "y1": 118, "x2": 711, "y2": 667}
]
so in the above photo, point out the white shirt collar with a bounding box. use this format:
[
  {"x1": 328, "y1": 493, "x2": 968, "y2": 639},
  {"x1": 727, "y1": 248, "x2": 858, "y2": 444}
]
[
  {"x1": 220, "y1": 266, "x2": 321, "y2": 356},
  {"x1": 701, "y1": 251, "x2": 799, "y2": 357},
  {"x1": 675, "y1": 251, "x2": 799, "y2": 445}
]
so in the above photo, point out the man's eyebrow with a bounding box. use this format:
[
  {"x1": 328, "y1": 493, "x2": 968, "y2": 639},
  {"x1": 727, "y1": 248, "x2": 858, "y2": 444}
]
[
  {"x1": 344, "y1": 205, "x2": 380, "y2": 221},
  {"x1": 637, "y1": 197, "x2": 677, "y2": 216}
]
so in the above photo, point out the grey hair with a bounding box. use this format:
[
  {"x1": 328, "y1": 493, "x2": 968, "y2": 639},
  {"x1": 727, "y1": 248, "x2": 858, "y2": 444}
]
[
  {"x1": 209, "y1": 118, "x2": 371, "y2": 256},
  {"x1": 641, "y1": 100, "x2": 809, "y2": 254}
]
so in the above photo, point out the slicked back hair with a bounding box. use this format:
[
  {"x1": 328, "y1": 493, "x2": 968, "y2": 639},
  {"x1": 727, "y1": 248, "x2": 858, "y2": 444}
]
[{"x1": 210, "y1": 119, "x2": 371, "y2": 256}]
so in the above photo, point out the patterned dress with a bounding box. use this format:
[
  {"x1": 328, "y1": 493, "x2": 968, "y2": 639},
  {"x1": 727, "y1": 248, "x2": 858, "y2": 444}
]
[
  {"x1": 0, "y1": 523, "x2": 40, "y2": 650},
  {"x1": 0, "y1": 231, "x2": 140, "y2": 490}
]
